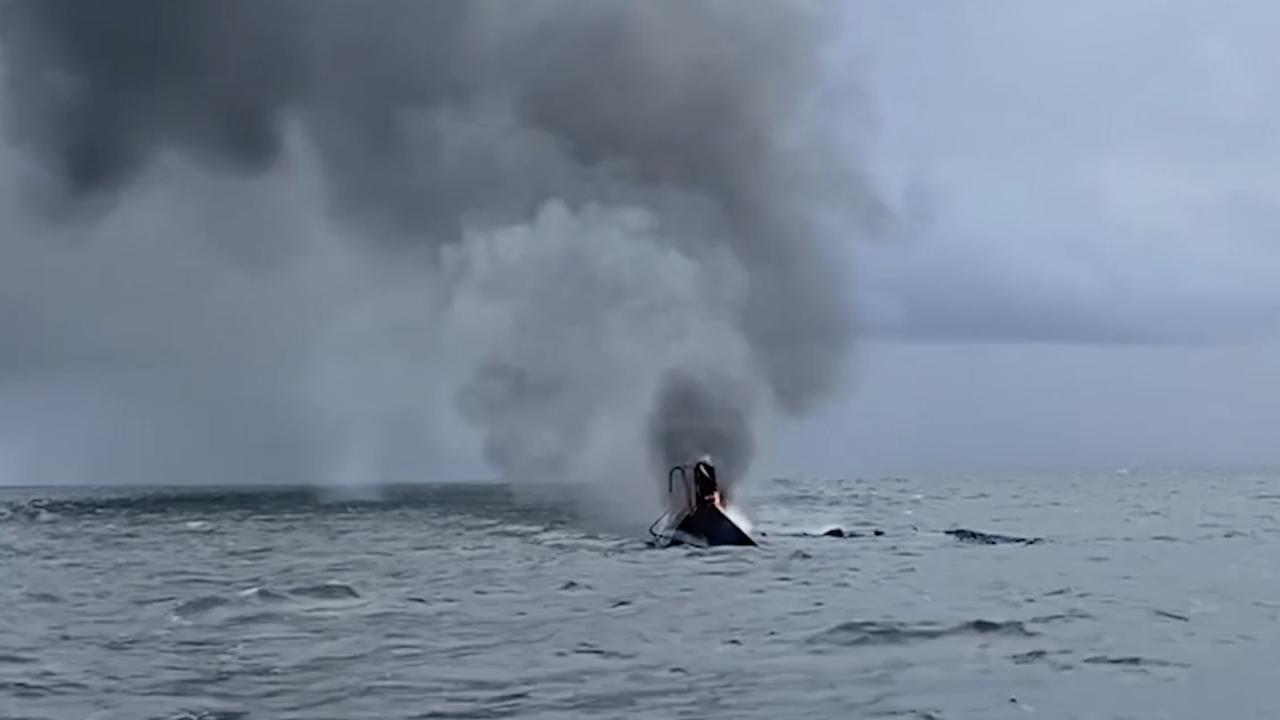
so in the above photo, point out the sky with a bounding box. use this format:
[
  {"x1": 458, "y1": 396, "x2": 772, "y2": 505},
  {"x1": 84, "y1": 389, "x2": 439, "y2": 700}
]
[
  {"x1": 1, "y1": 1, "x2": 1278, "y2": 487},
  {"x1": 769, "y1": 1, "x2": 1280, "y2": 474}
]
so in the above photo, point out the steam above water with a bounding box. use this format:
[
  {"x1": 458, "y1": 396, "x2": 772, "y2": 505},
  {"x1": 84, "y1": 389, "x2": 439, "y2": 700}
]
[{"x1": 0, "y1": 1, "x2": 883, "y2": 521}]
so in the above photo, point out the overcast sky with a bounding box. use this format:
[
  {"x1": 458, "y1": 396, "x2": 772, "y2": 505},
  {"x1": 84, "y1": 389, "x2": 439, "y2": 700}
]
[
  {"x1": 773, "y1": 1, "x2": 1280, "y2": 474},
  {"x1": 1, "y1": 2, "x2": 1277, "y2": 485}
]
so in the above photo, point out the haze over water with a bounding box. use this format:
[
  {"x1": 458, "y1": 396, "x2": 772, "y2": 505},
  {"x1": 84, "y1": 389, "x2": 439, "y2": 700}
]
[{"x1": 4, "y1": 467, "x2": 1277, "y2": 720}]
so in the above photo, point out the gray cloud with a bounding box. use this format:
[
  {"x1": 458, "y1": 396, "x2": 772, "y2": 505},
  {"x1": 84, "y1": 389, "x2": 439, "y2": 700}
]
[
  {"x1": 747, "y1": 0, "x2": 1280, "y2": 476},
  {"x1": 844, "y1": 0, "x2": 1280, "y2": 347}
]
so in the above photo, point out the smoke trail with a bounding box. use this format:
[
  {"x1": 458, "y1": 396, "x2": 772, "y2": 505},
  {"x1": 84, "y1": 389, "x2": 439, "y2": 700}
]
[{"x1": 0, "y1": 1, "x2": 882, "y2": 519}]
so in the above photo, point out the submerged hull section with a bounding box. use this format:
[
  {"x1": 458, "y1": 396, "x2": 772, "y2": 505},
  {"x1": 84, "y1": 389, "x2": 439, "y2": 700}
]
[{"x1": 668, "y1": 504, "x2": 756, "y2": 547}]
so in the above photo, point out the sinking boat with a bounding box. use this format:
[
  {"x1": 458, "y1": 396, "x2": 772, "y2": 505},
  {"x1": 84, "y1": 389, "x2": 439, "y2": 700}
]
[{"x1": 648, "y1": 462, "x2": 756, "y2": 548}]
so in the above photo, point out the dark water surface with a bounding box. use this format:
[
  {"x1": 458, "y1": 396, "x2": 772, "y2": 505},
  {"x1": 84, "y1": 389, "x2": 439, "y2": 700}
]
[{"x1": 3, "y1": 469, "x2": 1279, "y2": 719}]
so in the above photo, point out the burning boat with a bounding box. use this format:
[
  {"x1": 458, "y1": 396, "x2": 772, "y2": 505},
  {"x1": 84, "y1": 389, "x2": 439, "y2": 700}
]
[{"x1": 648, "y1": 456, "x2": 756, "y2": 547}]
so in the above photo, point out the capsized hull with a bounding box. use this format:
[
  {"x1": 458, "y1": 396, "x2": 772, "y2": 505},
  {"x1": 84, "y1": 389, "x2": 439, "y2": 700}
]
[{"x1": 669, "y1": 504, "x2": 756, "y2": 547}]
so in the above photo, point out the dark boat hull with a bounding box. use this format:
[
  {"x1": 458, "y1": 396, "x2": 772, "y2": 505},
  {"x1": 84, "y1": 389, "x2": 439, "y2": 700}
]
[{"x1": 669, "y1": 504, "x2": 756, "y2": 547}]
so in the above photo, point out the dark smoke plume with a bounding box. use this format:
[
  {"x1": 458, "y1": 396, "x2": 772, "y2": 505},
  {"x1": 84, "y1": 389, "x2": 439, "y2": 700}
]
[
  {"x1": 0, "y1": 1, "x2": 881, "y2": 519},
  {"x1": 647, "y1": 369, "x2": 754, "y2": 493}
]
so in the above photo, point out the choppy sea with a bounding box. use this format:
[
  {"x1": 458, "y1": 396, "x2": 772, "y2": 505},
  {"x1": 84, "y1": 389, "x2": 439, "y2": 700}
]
[{"x1": 3, "y1": 468, "x2": 1279, "y2": 719}]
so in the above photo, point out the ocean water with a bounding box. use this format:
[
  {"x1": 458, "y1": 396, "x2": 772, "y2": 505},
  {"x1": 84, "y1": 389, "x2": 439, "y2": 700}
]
[{"x1": 3, "y1": 468, "x2": 1279, "y2": 720}]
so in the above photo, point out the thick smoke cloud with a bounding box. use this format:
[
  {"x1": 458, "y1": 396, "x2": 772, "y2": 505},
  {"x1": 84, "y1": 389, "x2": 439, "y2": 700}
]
[
  {"x1": 647, "y1": 368, "x2": 754, "y2": 498},
  {"x1": 0, "y1": 1, "x2": 880, "y2": 520}
]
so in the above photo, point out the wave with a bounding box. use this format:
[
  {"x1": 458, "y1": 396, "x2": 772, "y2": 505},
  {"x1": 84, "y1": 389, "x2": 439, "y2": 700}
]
[
  {"x1": 944, "y1": 528, "x2": 1043, "y2": 545},
  {"x1": 170, "y1": 582, "x2": 362, "y2": 622},
  {"x1": 809, "y1": 619, "x2": 1036, "y2": 648},
  {"x1": 1082, "y1": 655, "x2": 1189, "y2": 669},
  {"x1": 288, "y1": 582, "x2": 361, "y2": 600},
  {"x1": 0, "y1": 483, "x2": 536, "y2": 521}
]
